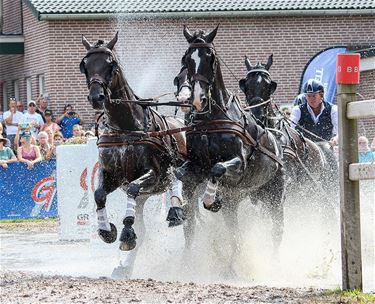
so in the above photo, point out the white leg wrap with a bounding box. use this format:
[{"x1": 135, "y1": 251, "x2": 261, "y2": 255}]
[
  {"x1": 125, "y1": 197, "x2": 136, "y2": 218},
  {"x1": 170, "y1": 179, "x2": 183, "y2": 207},
  {"x1": 202, "y1": 180, "x2": 218, "y2": 207},
  {"x1": 97, "y1": 208, "x2": 111, "y2": 231}
]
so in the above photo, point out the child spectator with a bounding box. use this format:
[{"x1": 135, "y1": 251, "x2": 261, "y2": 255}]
[
  {"x1": 65, "y1": 124, "x2": 87, "y2": 144},
  {"x1": 41, "y1": 109, "x2": 61, "y2": 133},
  {"x1": 44, "y1": 127, "x2": 55, "y2": 146},
  {"x1": 17, "y1": 130, "x2": 42, "y2": 170},
  {"x1": 0, "y1": 135, "x2": 17, "y2": 169},
  {"x1": 358, "y1": 136, "x2": 375, "y2": 163},
  {"x1": 38, "y1": 131, "x2": 54, "y2": 160}
]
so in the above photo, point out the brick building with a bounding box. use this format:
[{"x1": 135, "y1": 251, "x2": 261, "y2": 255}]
[{"x1": 1, "y1": 0, "x2": 374, "y2": 136}]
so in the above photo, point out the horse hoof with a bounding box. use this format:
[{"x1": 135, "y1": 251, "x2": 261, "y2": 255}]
[
  {"x1": 98, "y1": 223, "x2": 117, "y2": 243},
  {"x1": 166, "y1": 207, "x2": 186, "y2": 227},
  {"x1": 203, "y1": 198, "x2": 222, "y2": 213},
  {"x1": 119, "y1": 227, "x2": 137, "y2": 251}
]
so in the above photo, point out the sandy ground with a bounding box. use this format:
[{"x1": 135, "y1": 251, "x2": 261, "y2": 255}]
[{"x1": 0, "y1": 221, "x2": 363, "y2": 304}]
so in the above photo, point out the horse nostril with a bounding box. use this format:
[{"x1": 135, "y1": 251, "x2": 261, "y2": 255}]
[
  {"x1": 99, "y1": 94, "x2": 106, "y2": 101},
  {"x1": 201, "y1": 97, "x2": 207, "y2": 104}
]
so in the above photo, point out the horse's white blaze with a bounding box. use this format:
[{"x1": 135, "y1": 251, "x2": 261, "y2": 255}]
[
  {"x1": 257, "y1": 75, "x2": 263, "y2": 84},
  {"x1": 191, "y1": 49, "x2": 200, "y2": 74},
  {"x1": 193, "y1": 81, "x2": 203, "y2": 111}
]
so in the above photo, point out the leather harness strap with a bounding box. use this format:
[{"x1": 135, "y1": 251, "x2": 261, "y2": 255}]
[{"x1": 186, "y1": 120, "x2": 284, "y2": 166}]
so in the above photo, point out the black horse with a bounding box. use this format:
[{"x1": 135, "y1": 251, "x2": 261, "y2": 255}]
[
  {"x1": 239, "y1": 55, "x2": 338, "y2": 199},
  {"x1": 174, "y1": 26, "x2": 287, "y2": 266},
  {"x1": 80, "y1": 33, "x2": 189, "y2": 276}
]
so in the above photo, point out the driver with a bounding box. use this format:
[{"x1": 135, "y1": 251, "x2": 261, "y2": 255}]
[{"x1": 290, "y1": 79, "x2": 338, "y2": 144}]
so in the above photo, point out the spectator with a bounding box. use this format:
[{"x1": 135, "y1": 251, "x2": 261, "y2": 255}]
[
  {"x1": 52, "y1": 132, "x2": 64, "y2": 157},
  {"x1": 3, "y1": 98, "x2": 24, "y2": 150},
  {"x1": 290, "y1": 79, "x2": 338, "y2": 143},
  {"x1": 17, "y1": 130, "x2": 42, "y2": 170},
  {"x1": 0, "y1": 121, "x2": 6, "y2": 138},
  {"x1": 65, "y1": 124, "x2": 87, "y2": 144},
  {"x1": 0, "y1": 135, "x2": 17, "y2": 169},
  {"x1": 56, "y1": 104, "x2": 82, "y2": 139},
  {"x1": 36, "y1": 95, "x2": 50, "y2": 122},
  {"x1": 44, "y1": 127, "x2": 55, "y2": 146},
  {"x1": 37, "y1": 131, "x2": 54, "y2": 160},
  {"x1": 358, "y1": 136, "x2": 375, "y2": 163},
  {"x1": 16, "y1": 100, "x2": 26, "y2": 113},
  {"x1": 41, "y1": 109, "x2": 61, "y2": 133},
  {"x1": 20, "y1": 100, "x2": 44, "y2": 138}
]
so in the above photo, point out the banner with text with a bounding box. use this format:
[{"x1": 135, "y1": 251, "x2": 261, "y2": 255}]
[
  {"x1": 300, "y1": 47, "x2": 347, "y2": 104},
  {"x1": 0, "y1": 161, "x2": 57, "y2": 220}
]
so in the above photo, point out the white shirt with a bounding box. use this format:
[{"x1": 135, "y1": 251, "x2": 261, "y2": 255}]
[
  {"x1": 21, "y1": 112, "x2": 45, "y2": 137},
  {"x1": 3, "y1": 110, "x2": 24, "y2": 135},
  {"x1": 290, "y1": 102, "x2": 338, "y2": 136}
]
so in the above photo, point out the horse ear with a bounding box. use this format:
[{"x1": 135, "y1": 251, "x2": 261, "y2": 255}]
[
  {"x1": 204, "y1": 25, "x2": 219, "y2": 43},
  {"x1": 183, "y1": 25, "x2": 195, "y2": 43},
  {"x1": 270, "y1": 80, "x2": 277, "y2": 94},
  {"x1": 245, "y1": 56, "x2": 252, "y2": 71},
  {"x1": 82, "y1": 35, "x2": 92, "y2": 50},
  {"x1": 239, "y1": 78, "x2": 247, "y2": 92},
  {"x1": 265, "y1": 54, "x2": 273, "y2": 70},
  {"x1": 107, "y1": 31, "x2": 118, "y2": 50}
]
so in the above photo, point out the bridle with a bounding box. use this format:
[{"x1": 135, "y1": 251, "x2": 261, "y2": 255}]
[
  {"x1": 80, "y1": 47, "x2": 119, "y2": 102},
  {"x1": 185, "y1": 42, "x2": 219, "y2": 114}
]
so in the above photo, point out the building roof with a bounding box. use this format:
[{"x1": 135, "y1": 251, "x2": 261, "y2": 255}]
[{"x1": 26, "y1": 0, "x2": 375, "y2": 19}]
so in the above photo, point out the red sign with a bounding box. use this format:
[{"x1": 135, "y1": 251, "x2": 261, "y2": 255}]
[{"x1": 336, "y1": 53, "x2": 360, "y2": 84}]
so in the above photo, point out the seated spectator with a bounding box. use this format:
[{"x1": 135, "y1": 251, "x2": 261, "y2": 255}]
[
  {"x1": 43, "y1": 127, "x2": 55, "y2": 146},
  {"x1": 37, "y1": 131, "x2": 54, "y2": 160},
  {"x1": 65, "y1": 124, "x2": 88, "y2": 145},
  {"x1": 17, "y1": 130, "x2": 42, "y2": 170},
  {"x1": 0, "y1": 135, "x2": 17, "y2": 169},
  {"x1": 56, "y1": 104, "x2": 83, "y2": 139},
  {"x1": 41, "y1": 109, "x2": 61, "y2": 133},
  {"x1": 52, "y1": 132, "x2": 64, "y2": 157},
  {"x1": 358, "y1": 136, "x2": 375, "y2": 163},
  {"x1": 20, "y1": 100, "x2": 44, "y2": 138}
]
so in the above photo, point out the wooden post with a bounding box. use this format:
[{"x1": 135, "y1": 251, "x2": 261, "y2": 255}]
[
  {"x1": 338, "y1": 83, "x2": 362, "y2": 290},
  {"x1": 336, "y1": 53, "x2": 362, "y2": 291}
]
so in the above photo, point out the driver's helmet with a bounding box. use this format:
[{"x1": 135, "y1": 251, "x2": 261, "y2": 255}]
[
  {"x1": 293, "y1": 93, "x2": 307, "y2": 106},
  {"x1": 303, "y1": 79, "x2": 324, "y2": 93}
]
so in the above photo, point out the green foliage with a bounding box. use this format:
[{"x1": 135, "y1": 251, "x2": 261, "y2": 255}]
[
  {"x1": 323, "y1": 288, "x2": 375, "y2": 303},
  {"x1": 0, "y1": 217, "x2": 57, "y2": 223}
]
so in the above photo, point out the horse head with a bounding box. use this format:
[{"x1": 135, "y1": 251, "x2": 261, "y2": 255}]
[
  {"x1": 80, "y1": 32, "x2": 119, "y2": 110},
  {"x1": 239, "y1": 54, "x2": 277, "y2": 120},
  {"x1": 182, "y1": 25, "x2": 220, "y2": 112}
]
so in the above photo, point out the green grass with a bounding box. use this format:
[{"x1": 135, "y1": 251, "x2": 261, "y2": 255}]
[
  {"x1": 323, "y1": 288, "x2": 375, "y2": 303},
  {"x1": 0, "y1": 217, "x2": 58, "y2": 223}
]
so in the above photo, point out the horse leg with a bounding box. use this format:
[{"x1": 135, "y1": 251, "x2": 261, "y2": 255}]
[
  {"x1": 112, "y1": 197, "x2": 147, "y2": 279},
  {"x1": 260, "y1": 169, "x2": 287, "y2": 255},
  {"x1": 95, "y1": 169, "x2": 120, "y2": 244},
  {"x1": 221, "y1": 195, "x2": 241, "y2": 278},
  {"x1": 203, "y1": 157, "x2": 243, "y2": 212},
  {"x1": 119, "y1": 169, "x2": 157, "y2": 251},
  {"x1": 166, "y1": 178, "x2": 186, "y2": 227}
]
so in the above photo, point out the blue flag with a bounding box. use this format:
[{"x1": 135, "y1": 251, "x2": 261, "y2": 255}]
[{"x1": 300, "y1": 47, "x2": 347, "y2": 104}]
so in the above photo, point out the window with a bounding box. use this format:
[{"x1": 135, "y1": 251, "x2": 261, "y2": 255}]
[
  {"x1": 26, "y1": 77, "x2": 32, "y2": 102},
  {"x1": 14, "y1": 80, "x2": 20, "y2": 101},
  {"x1": 38, "y1": 74, "x2": 45, "y2": 96}
]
